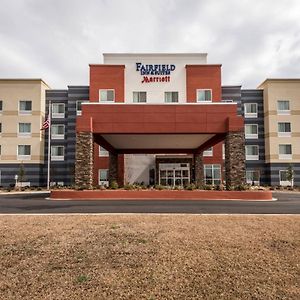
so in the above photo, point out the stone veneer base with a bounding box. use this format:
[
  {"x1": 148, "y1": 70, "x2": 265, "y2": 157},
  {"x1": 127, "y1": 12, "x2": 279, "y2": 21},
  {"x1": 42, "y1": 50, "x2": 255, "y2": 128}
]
[{"x1": 51, "y1": 190, "x2": 273, "y2": 201}]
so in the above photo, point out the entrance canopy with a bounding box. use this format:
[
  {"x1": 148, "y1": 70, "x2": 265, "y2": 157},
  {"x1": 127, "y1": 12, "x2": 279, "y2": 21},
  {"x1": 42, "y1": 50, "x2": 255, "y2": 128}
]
[{"x1": 76, "y1": 103, "x2": 244, "y2": 154}]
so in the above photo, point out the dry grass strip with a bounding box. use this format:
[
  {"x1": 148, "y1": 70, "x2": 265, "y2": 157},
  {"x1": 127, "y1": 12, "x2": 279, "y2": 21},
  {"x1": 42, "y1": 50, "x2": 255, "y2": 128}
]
[{"x1": 0, "y1": 215, "x2": 299, "y2": 300}]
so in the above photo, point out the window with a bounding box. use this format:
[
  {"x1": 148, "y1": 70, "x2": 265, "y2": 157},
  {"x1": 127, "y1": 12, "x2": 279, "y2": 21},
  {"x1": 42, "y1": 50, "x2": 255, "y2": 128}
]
[
  {"x1": 203, "y1": 147, "x2": 213, "y2": 157},
  {"x1": 18, "y1": 123, "x2": 31, "y2": 137},
  {"x1": 279, "y1": 170, "x2": 293, "y2": 186},
  {"x1": 19, "y1": 101, "x2": 32, "y2": 115},
  {"x1": 52, "y1": 103, "x2": 65, "y2": 118},
  {"x1": 17, "y1": 145, "x2": 31, "y2": 160},
  {"x1": 245, "y1": 124, "x2": 258, "y2": 139},
  {"x1": 76, "y1": 101, "x2": 88, "y2": 116},
  {"x1": 99, "y1": 90, "x2": 115, "y2": 102},
  {"x1": 244, "y1": 103, "x2": 257, "y2": 118},
  {"x1": 51, "y1": 125, "x2": 64, "y2": 139},
  {"x1": 0, "y1": 100, "x2": 2, "y2": 113},
  {"x1": 277, "y1": 100, "x2": 290, "y2": 115},
  {"x1": 98, "y1": 169, "x2": 109, "y2": 186},
  {"x1": 133, "y1": 91, "x2": 147, "y2": 103},
  {"x1": 0, "y1": 145, "x2": 1, "y2": 156},
  {"x1": 99, "y1": 146, "x2": 109, "y2": 157},
  {"x1": 51, "y1": 146, "x2": 64, "y2": 161},
  {"x1": 246, "y1": 170, "x2": 260, "y2": 185},
  {"x1": 279, "y1": 144, "x2": 292, "y2": 159},
  {"x1": 204, "y1": 164, "x2": 221, "y2": 185},
  {"x1": 164, "y1": 92, "x2": 178, "y2": 103},
  {"x1": 278, "y1": 122, "x2": 291, "y2": 137},
  {"x1": 197, "y1": 89, "x2": 212, "y2": 102},
  {"x1": 222, "y1": 143, "x2": 225, "y2": 160},
  {"x1": 0, "y1": 123, "x2": 2, "y2": 134},
  {"x1": 245, "y1": 145, "x2": 259, "y2": 160}
]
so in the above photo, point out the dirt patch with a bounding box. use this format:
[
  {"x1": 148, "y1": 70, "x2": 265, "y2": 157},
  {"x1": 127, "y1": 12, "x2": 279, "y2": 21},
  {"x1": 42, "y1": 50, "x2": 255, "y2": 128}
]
[{"x1": 0, "y1": 215, "x2": 299, "y2": 299}]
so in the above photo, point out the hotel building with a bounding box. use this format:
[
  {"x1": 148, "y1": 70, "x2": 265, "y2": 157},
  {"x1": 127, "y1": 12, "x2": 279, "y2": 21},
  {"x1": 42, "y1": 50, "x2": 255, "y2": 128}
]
[{"x1": 0, "y1": 54, "x2": 299, "y2": 187}]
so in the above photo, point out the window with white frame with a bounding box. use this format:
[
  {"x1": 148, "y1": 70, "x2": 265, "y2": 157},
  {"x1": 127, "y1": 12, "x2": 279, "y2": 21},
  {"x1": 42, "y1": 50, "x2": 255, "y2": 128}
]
[
  {"x1": 244, "y1": 103, "x2": 257, "y2": 118},
  {"x1": 197, "y1": 89, "x2": 212, "y2": 102},
  {"x1": 51, "y1": 146, "x2": 64, "y2": 161},
  {"x1": 98, "y1": 169, "x2": 109, "y2": 186},
  {"x1": 51, "y1": 124, "x2": 64, "y2": 139},
  {"x1": 52, "y1": 103, "x2": 65, "y2": 118},
  {"x1": 19, "y1": 100, "x2": 32, "y2": 115},
  {"x1": 133, "y1": 92, "x2": 147, "y2": 103},
  {"x1": 17, "y1": 145, "x2": 31, "y2": 160},
  {"x1": 0, "y1": 123, "x2": 2, "y2": 134},
  {"x1": 279, "y1": 170, "x2": 293, "y2": 186},
  {"x1": 99, "y1": 146, "x2": 109, "y2": 157},
  {"x1": 277, "y1": 100, "x2": 290, "y2": 115},
  {"x1": 204, "y1": 164, "x2": 221, "y2": 185},
  {"x1": 279, "y1": 144, "x2": 292, "y2": 159},
  {"x1": 278, "y1": 122, "x2": 291, "y2": 137},
  {"x1": 0, "y1": 145, "x2": 1, "y2": 156},
  {"x1": 245, "y1": 124, "x2": 258, "y2": 139},
  {"x1": 0, "y1": 100, "x2": 2, "y2": 113},
  {"x1": 222, "y1": 143, "x2": 225, "y2": 159},
  {"x1": 164, "y1": 92, "x2": 178, "y2": 103},
  {"x1": 203, "y1": 147, "x2": 213, "y2": 157},
  {"x1": 99, "y1": 89, "x2": 115, "y2": 102},
  {"x1": 246, "y1": 170, "x2": 260, "y2": 185},
  {"x1": 18, "y1": 123, "x2": 31, "y2": 137},
  {"x1": 76, "y1": 101, "x2": 88, "y2": 116},
  {"x1": 245, "y1": 145, "x2": 259, "y2": 160}
]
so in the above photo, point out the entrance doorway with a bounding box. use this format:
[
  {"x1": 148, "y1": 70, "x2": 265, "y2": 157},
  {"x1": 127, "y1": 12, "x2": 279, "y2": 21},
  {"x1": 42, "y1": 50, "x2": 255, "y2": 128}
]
[{"x1": 159, "y1": 163, "x2": 190, "y2": 187}]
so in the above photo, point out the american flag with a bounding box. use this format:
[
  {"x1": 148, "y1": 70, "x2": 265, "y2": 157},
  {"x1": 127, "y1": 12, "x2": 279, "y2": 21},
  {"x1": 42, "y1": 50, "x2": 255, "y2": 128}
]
[{"x1": 41, "y1": 116, "x2": 50, "y2": 130}]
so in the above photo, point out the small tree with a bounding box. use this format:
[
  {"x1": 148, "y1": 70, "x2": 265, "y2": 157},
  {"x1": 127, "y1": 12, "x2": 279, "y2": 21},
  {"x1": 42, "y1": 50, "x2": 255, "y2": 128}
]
[
  {"x1": 286, "y1": 164, "x2": 294, "y2": 187},
  {"x1": 18, "y1": 162, "x2": 26, "y2": 183}
]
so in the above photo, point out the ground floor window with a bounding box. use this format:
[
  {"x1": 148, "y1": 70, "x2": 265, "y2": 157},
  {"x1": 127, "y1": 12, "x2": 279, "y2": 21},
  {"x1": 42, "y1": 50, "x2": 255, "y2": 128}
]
[
  {"x1": 279, "y1": 170, "x2": 293, "y2": 186},
  {"x1": 246, "y1": 170, "x2": 260, "y2": 185},
  {"x1": 204, "y1": 164, "x2": 221, "y2": 185},
  {"x1": 98, "y1": 169, "x2": 109, "y2": 186}
]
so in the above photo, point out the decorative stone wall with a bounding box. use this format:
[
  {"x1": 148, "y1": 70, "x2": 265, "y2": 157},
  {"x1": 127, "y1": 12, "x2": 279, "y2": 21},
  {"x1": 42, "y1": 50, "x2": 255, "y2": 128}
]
[
  {"x1": 75, "y1": 132, "x2": 94, "y2": 189},
  {"x1": 225, "y1": 131, "x2": 246, "y2": 189},
  {"x1": 194, "y1": 153, "x2": 204, "y2": 186},
  {"x1": 109, "y1": 152, "x2": 118, "y2": 185}
]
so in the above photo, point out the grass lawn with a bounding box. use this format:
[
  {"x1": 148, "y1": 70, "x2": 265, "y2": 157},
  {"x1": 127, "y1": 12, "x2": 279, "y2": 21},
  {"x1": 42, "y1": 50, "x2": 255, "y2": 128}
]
[{"x1": 0, "y1": 215, "x2": 299, "y2": 299}]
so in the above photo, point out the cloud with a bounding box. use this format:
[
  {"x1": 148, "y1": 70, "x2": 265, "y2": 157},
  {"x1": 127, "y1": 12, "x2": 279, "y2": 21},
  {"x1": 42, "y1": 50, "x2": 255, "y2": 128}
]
[{"x1": 0, "y1": 0, "x2": 299, "y2": 89}]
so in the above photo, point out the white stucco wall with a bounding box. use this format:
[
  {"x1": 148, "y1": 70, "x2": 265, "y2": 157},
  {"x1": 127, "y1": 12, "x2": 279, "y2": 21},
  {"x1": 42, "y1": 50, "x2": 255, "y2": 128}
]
[{"x1": 103, "y1": 53, "x2": 207, "y2": 103}]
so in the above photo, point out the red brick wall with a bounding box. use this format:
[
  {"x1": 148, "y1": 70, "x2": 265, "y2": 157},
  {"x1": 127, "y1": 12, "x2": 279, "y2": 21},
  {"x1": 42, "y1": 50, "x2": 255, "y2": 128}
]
[
  {"x1": 186, "y1": 65, "x2": 222, "y2": 102},
  {"x1": 89, "y1": 65, "x2": 125, "y2": 102}
]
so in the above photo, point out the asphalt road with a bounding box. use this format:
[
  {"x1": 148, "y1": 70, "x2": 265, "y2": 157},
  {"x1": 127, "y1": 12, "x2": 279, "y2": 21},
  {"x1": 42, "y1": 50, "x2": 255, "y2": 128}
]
[{"x1": 0, "y1": 192, "x2": 299, "y2": 214}]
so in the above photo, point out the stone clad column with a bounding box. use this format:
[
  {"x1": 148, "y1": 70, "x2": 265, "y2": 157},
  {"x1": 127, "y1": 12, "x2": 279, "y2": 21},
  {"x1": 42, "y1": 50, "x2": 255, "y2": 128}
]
[
  {"x1": 109, "y1": 152, "x2": 118, "y2": 186},
  {"x1": 225, "y1": 131, "x2": 246, "y2": 189},
  {"x1": 194, "y1": 152, "x2": 204, "y2": 186},
  {"x1": 75, "y1": 132, "x2": 94, "y2": 189}
]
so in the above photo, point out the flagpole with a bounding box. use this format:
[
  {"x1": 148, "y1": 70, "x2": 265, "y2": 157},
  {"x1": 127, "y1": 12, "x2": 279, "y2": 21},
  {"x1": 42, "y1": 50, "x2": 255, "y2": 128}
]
[{"x1": 47, "y1": 101, "x2": 51, "y2": 190}]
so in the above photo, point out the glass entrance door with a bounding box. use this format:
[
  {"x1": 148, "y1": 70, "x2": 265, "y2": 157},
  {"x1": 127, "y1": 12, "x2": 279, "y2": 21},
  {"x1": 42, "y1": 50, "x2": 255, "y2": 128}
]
[{"x1": 159, "y1": 163, "x2": 190, "y2": 187}]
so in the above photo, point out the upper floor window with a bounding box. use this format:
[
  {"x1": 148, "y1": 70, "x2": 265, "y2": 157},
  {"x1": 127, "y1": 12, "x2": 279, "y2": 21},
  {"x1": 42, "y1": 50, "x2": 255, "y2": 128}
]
[
  {"x1": 277, "y1": 100, "x2": 290, "y2": 115},
  {"x1": 51, "y1": 145, "x2": 64, "y2": 161},
  {"x1": 279, "y1": 144, "x2": 292, "y2": 160},
  {"x1": 197, "y1": 89, "x2": 212, "y2": 102},
  {"x1": 0, "y1": 100, "x2": 3, "y2": 113},
  {"x1": 52, "y1": 103, "x2": 65, "y2": 118},
  {"x1": 245, "y1": 124, "x2": 258, "y2": 139},
  {"x1": 51, "y1": 124, "x2": 65, "y2": 140},
  {"x1": 76, "y1": 101, "x2": 88, "y2": 116},
  {"x1": 244, "y1": 103, "x2": 257, "y2": 118},
  {"x1": 165, "y1": 92, "x2": 178, "y2": 103},
  {"x1": 99, "y1": 89, "x2": 115, "y2": 102},
  {"x1": 18, "y1": 123, "x2": 31, "y2": 137},
  {"x1": 203, "y1": 147, "x2": 213, "y2": 157},
  {"x1": 99, "y1": 146, "x2": 109, "y2": 157},
  {"x1": 245, "y1": 145, "x2": 259, "y2": 160},
  {"x1": 133, "y1": 92, "x2": 147, "y2": 103},
  {"x1": 18, "y1": 145, "x2": 31, "y2": 160},
  {"x1": 19, "y1": 100, "x2": 32, "y2": 115},
  {"x1": 278, "y1": 122, "x2": 291, "y2": 137}
]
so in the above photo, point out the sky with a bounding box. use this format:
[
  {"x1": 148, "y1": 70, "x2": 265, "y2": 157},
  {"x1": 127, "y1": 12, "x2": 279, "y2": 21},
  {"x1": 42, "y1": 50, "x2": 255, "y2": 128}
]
[{"x1": 0, "y1": 0, "x2": 299, "y2": 89}]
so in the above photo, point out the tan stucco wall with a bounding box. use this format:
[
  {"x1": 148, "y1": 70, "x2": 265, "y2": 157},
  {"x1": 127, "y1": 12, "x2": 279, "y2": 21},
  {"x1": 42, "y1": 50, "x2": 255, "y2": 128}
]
[
  {"x1": 259, "y1": 80, "x2": 300, "y2": 163},
  {"x1": 0, "y1": 79, "x2": 49, "y2": 163}
]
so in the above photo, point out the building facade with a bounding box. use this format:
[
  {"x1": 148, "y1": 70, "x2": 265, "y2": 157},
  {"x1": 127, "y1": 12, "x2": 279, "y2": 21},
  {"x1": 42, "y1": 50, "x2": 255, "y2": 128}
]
[{"x1": 0, "y1": 54, "x2": 299, "y2": 187}]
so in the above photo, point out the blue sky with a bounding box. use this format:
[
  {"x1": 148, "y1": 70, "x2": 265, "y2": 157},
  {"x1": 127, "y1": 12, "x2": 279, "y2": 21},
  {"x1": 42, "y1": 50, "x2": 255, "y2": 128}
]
[{"x1": 0, "y1": 0, "x2": 299, "y2": 89}]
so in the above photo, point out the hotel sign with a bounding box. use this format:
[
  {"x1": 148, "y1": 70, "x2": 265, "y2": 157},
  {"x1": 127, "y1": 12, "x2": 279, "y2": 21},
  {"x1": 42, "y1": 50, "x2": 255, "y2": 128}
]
[{"x1": 136, "y1": 63, "x2": 176, "y2": 83}]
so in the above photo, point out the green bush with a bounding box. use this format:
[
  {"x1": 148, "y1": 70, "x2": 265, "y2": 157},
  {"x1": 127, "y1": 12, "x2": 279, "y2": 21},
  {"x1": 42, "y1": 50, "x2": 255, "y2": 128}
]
[
  {"x1": 185, "y1": 183, "x2": 197, "y2": 191},
  {"x1": 154, "y1": 185, "x2": 165, "y2": 190},
  {"x1": 203, "y1": 185, "x2": 213, "y2": 190},
  {"x1": 124, "y1": 184, "x2": 135, "y2": 190},
  {"x1": 109, "y1": 180, "x2": 119, "y2": 190}
]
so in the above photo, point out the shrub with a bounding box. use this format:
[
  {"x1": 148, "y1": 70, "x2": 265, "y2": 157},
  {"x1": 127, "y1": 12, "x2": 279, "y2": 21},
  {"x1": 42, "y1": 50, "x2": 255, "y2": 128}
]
[
  {"x1": 233, "y1": 184, "x2": 249, "y2": 191},
  {"x1": 155, "y1": 185, "x2": 165, "y2": 190},
  {"x1": 185, "y1": 183, "x2": 197, "y2": 191},
  {"x1": 124, "y1": 184, "x2": 135, "y2": 190},
  {"x1": 109, "y1": 180, "x2": 119, "y2": 190},
  {"x1": 203, "y1": 185, "x2": 213, "y2": 190}
]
